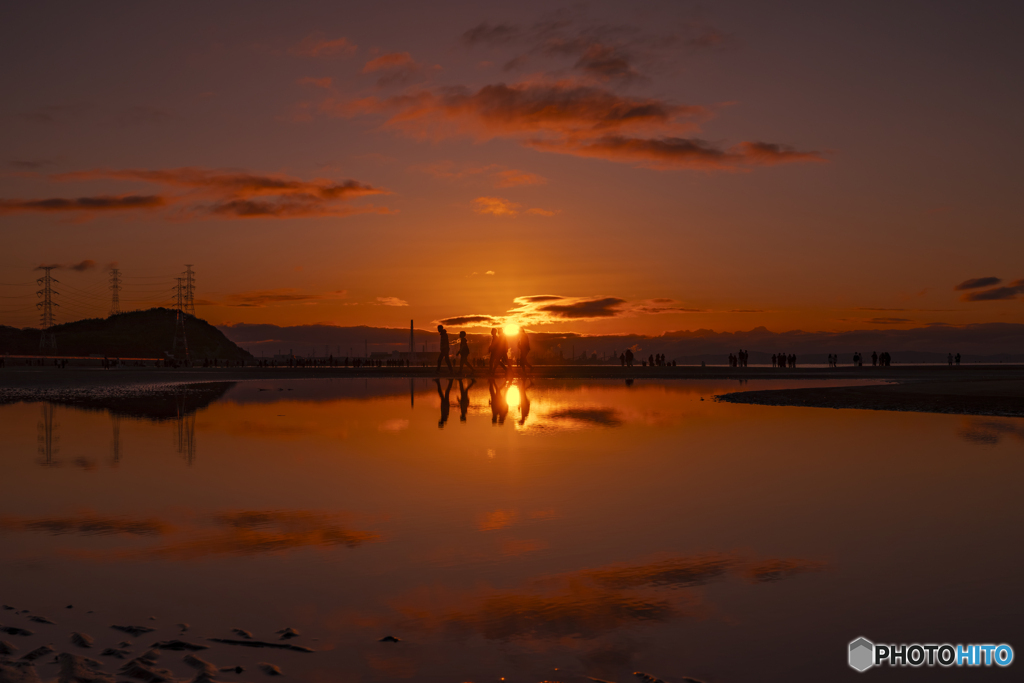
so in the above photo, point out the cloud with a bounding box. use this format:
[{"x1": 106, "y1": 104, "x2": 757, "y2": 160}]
[
  {"x1": 290, "y1": 34, "x2": 357, "y2": 57},
  {"x1": 439, "y1": 294, "x2": 701, "y2": 329},
  {"x1": 224, "y1": 289, "x2": 348, "y2": 307},
  {"x1": 438, "y1": 314, "x2": 502, "y2": 326},
  {"x1": 375, "y1": 296, "x2": 408, "y2": 306},
  {"x1": 960, "y1": 280, "x2": 1024, "y2": 302},
  {"x1": 529, "y1": 135, "x2": 824, "y2": 170},
  {"x1": 42, "y1": 167, "x2": 388, "y2": 220},
  {"x1": 494, "y1": 169, "x2": 546, "y2": 187},
  {"x1": 572, "y1": 43, "x2": 641, "y2": 82},
  {"x1": 536, "y1": 296, "x2": 627, "y2": 319},
  {"x1": 463, "y1": 22, "x2": 522, "y2": 46},
  {"x1": 473, "y1": 196, "x2": 554, "y2": 217},
  {"x1": 864, "y1": 317, "x2": 913, "y2": 325},
  {"x1": 298, "y1": 76, "x2": 333, "y2": 89},
  {"x1": 0, "y1": 514, "x2": 171, "y2": 536},
  {"x1": 485, "y1": 270, "x2": 495, "y2": 275},
  {"x1": 473, "y1": 196, "x2": 520, "y2": 216},
  {"x1": 954, "y1": 276, "x2": 1001, "y2": 291},
  {"x1": 69, "y1": 259, "x2": 97, "y2": 271},
  {"x1": 343, "y1": 81, "x2": 822, "y2": 171},
  {"x1": 0, "y1": 195, "x2": 165, "y2": 214},
  {"x1": 362, "y1": 52, "x2": 435, "y2": 86}
]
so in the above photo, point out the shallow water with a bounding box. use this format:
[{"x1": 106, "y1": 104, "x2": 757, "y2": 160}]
[{"x1": 1, "y1": 378, "x2": 1022, "y2": 682}]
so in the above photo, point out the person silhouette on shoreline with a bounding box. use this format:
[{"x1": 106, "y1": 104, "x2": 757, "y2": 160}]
[
  {"x1": 457, "y1": 330, "x2": 473, "y2": 376},
  {"x1": 489, "y1": 328, "x2": 508, "y2": 374},
  {"x1": 517, "y1": 328, "x2": 531, "y2": 370},
  {"x1": 437, "y1": 325, "x2": 453, "y2": 373}
]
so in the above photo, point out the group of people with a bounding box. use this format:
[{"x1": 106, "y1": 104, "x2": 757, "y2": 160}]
[
  {"x1": 730, "y1": 350, "x2": 750, "y2": 367},
  {"x1": 772, "y1": 353, "x2": 796, "y2": 368},
  {"x1": 850, "y1": 351, "x2": 892, "y2": 367},
  {"x1": 948, "y1": 353, "x2": 961, "y2": 366},
  {"x1": 436, "y1": 324, "x2": 531, "y2": 376}
]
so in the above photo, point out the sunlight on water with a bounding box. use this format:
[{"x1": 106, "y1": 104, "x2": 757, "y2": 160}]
[{"x1": 0, "y1": 378, "x2": 1022, "y2": 682}]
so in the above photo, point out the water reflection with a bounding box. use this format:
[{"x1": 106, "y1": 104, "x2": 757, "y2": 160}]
[{"x1": 1, "y1": 379, "x2": 1022, "y2": 682}]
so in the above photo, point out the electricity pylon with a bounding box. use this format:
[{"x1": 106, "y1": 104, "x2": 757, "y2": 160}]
[
  {"x1": 172, "y1": 277, "x2": 190, "y2": 364},
  {"x1": 184, "y1": 265, "x2": 196, "y2": 317},
  {"x1": 36, "y1": 266, "x2": 59, "y2": 354},
  {"x1": 109, "y1": 268, "x2": 122, "y2": 316}
]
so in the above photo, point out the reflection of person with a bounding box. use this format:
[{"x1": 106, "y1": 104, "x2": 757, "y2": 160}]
[
  {"x1": 458, "y1": 378, "x2": 475, "y2": 422},
  {"x1": 434, "y1": 378, "x2": 452, "y2": 428},
  {"x1": 517, "y1": 328, "x2": 531, "y2": 370},
  {"x1": 457, "y1": 330, "x2": 473, "y2": 376},
  {"x1": 489, "y1": 379, "x2": 509, "y2": 425},
  {"x1": 437, "y1": 325, "x2": 453, "y2": 373},
  {"x1": 518, "y1": 380, "x2": 532, "y2": 426}
]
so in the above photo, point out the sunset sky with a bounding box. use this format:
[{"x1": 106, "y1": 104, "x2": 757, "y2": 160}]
[{"x1": 1, "y1": 1, "x2": 1022, "y2": 335}]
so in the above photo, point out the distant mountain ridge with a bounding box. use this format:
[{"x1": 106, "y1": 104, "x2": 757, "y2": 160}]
[
  {"x1": 0, "y1": 308, "x2": 251, "y2": 360},
  {"x1": 218, "y1": 321, "x2": 1024, "y2": 364}
]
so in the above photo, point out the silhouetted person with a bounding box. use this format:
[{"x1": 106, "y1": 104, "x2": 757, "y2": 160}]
[
  {"x1": 458, "y1": 378, "x2": 475, "y2": 421},
  {"x1": 457, "y1": 330, "x2": 473, "y2": 376},
  {"x1": 872, "y1": 351, "x2": 878, "y2": 367},
  {"x1": 649, "y1": 354, "x2": 654, "y2": 367},
  {"x1": 434, "y1": 378, "x2": 452, "y2": 428},
  {"x1": 517, "y1": 328, "x2": 531, "y2": 369},
  {"x1": 437, "y1": 324, "x2": 453, "y2": 373},
  {"x1": 489, "y1": 328, "x2": 508, "y2": 374},
  {"x1": 948, "y1": 353, "x2": 953, "y2": 366},
  {"x1": 955, "y1": 353, "x2": 961, "y2": 365},
  {"x1": 619, "y1": 352, "x2": 626, "y2": 366}
]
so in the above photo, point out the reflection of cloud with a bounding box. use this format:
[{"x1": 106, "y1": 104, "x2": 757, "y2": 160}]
[
  {"x1": 958, "y1": 417, "x2": 1024, "y2": 445},
  {"x1": 399, "y1": 553, "x2": 824, "y2": 641},
  {"x1": 0, "y1": 514, "x2": 170, "y2": 536},
  {"x1": 547, "y1": 408, "x2": 622, "y2": 427},
  {"x1": 479, "y1": 509, "x2": 517, "y2": 531},
  {"x1": 118, "y1": 510, "x2": 378, "y2": 561},
  {"x1": 377, "y1": 419, "x2": 410, "y2": 432}
]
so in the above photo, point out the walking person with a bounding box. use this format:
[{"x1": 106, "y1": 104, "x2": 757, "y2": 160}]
[
  {"x1": 457, "y1": 330, "x2": 474, "y2": 376},
  {"x1": 517, "y1": 328, "x2": 531, "y2": 370},
  {"x1": 436, "y1": 324, "x2": 453, "y2": 373}
]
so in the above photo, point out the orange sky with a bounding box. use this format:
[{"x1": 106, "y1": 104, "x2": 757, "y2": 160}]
[{"x1": 1, "y1": 1, "x2": 1022, "y2": 335}]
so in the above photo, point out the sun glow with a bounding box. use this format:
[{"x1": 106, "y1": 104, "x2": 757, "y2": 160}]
[
  {"x1": 505, "y1": 385, "x2": 521, "y2": 408},
  {"x1": 504, "y1": 323, "x2": 520, "y2": 336}
]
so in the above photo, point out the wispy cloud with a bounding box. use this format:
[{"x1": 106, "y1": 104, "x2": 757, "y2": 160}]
[
  {"x1": 960, "y1": 280, "x2": 1024, "y2": 302},
  {"x1": 5, "y1": 167, "x2": 391, "y2": 220},
  {"x1": 954, "y1": 276, "x2": 1001, "y2": 291},
  {"x1": 223, "y1": 289, "x2": 348, "y2": 308},
  {"x1": 362, "y1": 52, "x2": 437, "y2": 86},
  {"x1": 290, "y1": 34, "x2": 357, "y2": 57},
  {"x1": 339, "y1": 80, "x2": 822, "y2": 171},
  {"x1": 438, "y1": 294, "x2": 701, "y2": 328},
  {"x1": 375, "y1": 296, "x2": 408, "y2": 306},
  {"x1": 473, "y1": 196, "x2": 554, "y2": 217}
]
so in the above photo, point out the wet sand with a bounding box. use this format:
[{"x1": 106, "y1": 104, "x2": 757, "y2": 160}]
[
  {"x1": 716, "y1": 377, "x2": 1024, "y2": 417},
  {"x1": 2, "y1": 365, "x2": 1023, "y2": 415}
]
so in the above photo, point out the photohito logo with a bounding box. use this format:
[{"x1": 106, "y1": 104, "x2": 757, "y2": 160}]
[{"x1": 848, "y1": 637, "x2": 1014, "y2": 671}]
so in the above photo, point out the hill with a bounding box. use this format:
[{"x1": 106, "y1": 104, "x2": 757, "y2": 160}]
[{"x1": 0, "y1": 308, "x2": 252, "y2": 360}]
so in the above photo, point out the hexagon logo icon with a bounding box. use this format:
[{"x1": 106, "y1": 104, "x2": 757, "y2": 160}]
[{"x1": 849, "y1": 637, "x2": 874, "y2": 672}]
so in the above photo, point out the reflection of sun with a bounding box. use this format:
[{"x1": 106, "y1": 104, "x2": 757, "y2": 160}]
[
  {"x1": 503, "y1": 323, "x2": 520, "y2": 336},
  {"x1": 506, "y1": 385, "x2": 521, "y2": 408}
]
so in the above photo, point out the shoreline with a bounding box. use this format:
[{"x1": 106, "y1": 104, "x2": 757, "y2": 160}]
[{"x1": 2, "y1": 365, "x2": 1024, "y2": 417}]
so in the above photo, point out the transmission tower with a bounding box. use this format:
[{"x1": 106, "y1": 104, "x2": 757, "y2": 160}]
[
  {"x1": 172, "y1": 277, "x2": 190, "y2": 364},
  {"x1": 36, "y1": 266, "x2": 59, "y2": 354},
  {"x1": 109, "y1": 268, "x2": 122, "y2": 316},
  {"x1": 184, "y1": 265, "x2": 196, "y2": 317}
]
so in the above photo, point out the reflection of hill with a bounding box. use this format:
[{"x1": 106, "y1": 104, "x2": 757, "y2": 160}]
[{"x1": 52, "y1": 382, "x2": 235, "y2": 421}]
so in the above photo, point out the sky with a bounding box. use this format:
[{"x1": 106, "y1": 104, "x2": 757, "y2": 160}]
[{"x1": 1, "y1": 0, "x2": 1022, "y2": 335}]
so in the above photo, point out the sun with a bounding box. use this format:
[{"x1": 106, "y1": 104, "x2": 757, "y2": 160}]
[{"x1": 503, "y1": 323, "x2": 520, "y2": 336}]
